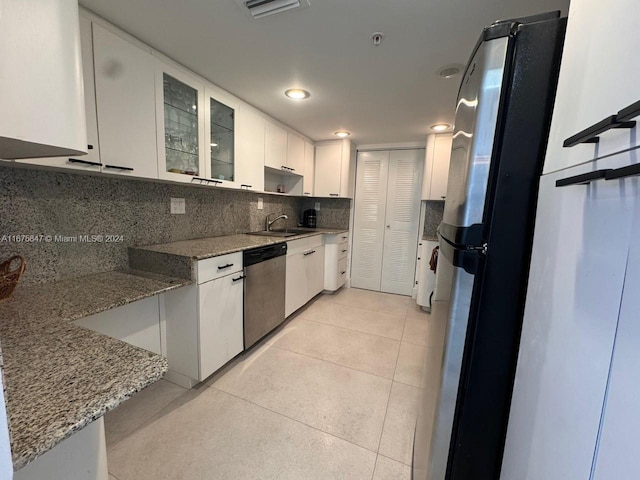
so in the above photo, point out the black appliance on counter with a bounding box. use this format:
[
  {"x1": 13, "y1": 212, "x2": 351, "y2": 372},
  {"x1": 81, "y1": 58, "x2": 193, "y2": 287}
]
[{"x1": 302, "y1": 209, "x2": 317, "y2": 228}]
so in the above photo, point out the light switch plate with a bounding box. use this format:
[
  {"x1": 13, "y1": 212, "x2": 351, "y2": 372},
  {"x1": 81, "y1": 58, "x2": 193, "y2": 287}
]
[
  {"x1": 170, "y1": 197, "x2": 185, "y2": 214},
  {"x1": 257, "y1": 198, "x2": 264, "y2": 210},
  {"x1": 315, "y1": 202, "x2": 320, "y2": 211}
]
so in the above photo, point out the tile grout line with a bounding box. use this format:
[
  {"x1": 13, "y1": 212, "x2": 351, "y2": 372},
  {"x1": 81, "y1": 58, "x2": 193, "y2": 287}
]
[
  {"x1": 209, "y1": 385, "x2": 382, "y2": 458},
  {"x1": 267, "y1": 342, "x2": 399, "y2": 382},
  {"x1": 371, "y1": 453, "x2": 380, "y2": 480},
  {"x1": 294, "y1": 314, "x2": 405, "y2": 343},
  {"x1": 374, "y1": 309, "x2": 408, "y2": 456},
  {"x1": 298, "y1": 314, "x2": 404, "y2": 342}
]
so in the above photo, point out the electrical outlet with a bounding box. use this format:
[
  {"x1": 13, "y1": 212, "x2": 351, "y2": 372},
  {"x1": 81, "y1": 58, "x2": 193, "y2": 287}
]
[
  {"x1": 315, "y1": 202, "x2": 320, "y2": 211},
  {"x1": 257, "y1": 197, "x2": 264, "y2": 210},
  {"x1": 170, "y1": 197, "x2": 185, "y2": 214}
]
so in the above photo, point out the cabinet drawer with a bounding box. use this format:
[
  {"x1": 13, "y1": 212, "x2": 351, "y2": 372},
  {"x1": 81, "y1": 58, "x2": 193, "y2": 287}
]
[
  {"x1": 307, "y1": 234, "x2": 324, "y2": 249},
  {"x1": 337, "y1": 257, "x2": 348, "y2": 285},
  {"x1": 196, "y1": 252, "x2": 242, "y2": 284},
  {"x1": 287, "y1": 237, "x2": 309, "y2": 256},
  {"x1": 338, "y1": 243, "x2": 349, "y2": 261}
]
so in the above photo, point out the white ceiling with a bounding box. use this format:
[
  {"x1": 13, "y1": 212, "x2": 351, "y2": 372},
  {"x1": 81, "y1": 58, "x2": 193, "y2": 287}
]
[{"x1": 79, "y1": 0, "x2": 570, "y2": 145}]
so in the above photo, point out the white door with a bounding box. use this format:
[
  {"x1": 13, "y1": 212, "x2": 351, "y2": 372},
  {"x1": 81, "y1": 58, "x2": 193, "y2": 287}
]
[
  {"x1": 380, "y1": 149, "x2": 424, "y2": 295},
  {"x1": 198, "y1": 273, "x2": 244, "y2": 380},
  {"x1": 351, "y1": 150, "x2": 390, "y2": 291},
  {"x1": 235, "y1": 106, "x2": 265, "y2": 192},
  {"x1": 264, "y1": 122, "x2": 287, "y2": 170},
  {"x1": 592, "y1": 198, "x2": 640, "y2": 480},
  {"x1": 285, "y1": 252, "x2": 307, "y2": 318},
  {"x1": 306, "y1": 246, "x2": 325, "y2": 298},
  {"x1": 351, "y1": 149, "x2": 423, "y2": 295},
  {"x1": 303, "y1": 140, "x2": 315, "y2": 196},
  {"x1": 500, "y1": 150, "x2": 638, "y2": 480},
  {"x1": 93, "y1": 23, "x2": 158, "y2": 178},
  {"x1": 314, "y1": 143, "x2": 343, "y2": 197}
]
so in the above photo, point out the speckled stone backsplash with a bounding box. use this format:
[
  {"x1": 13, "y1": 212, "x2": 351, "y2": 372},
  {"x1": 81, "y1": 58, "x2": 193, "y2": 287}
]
[
  {"x1": 301, "y1": 197, "x2": 352, "y2": 229},
  {"x1": 0, "y1": 165, "x2": 351, "y2": 285},
  {"x1": 424, "y1": 200, "x2": 445, "y2": 239}
]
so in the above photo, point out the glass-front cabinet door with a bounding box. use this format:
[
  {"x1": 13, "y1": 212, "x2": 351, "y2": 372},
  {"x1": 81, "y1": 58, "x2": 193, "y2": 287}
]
[
  {"x1": 156, "y1": 62, "x2": 205, "y2": 182},
  {"x1": 205, "y1": 86, "x2": 237, "y2": 187}
]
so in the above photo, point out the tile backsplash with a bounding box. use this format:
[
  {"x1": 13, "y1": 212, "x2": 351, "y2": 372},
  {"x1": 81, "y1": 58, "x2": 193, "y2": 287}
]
[
  {"x1": 423, "y1": 200, "x2": 444, "y2": 239},
  {"x1": 0, "y1": 165, "x2": 351, "y2": 285}
]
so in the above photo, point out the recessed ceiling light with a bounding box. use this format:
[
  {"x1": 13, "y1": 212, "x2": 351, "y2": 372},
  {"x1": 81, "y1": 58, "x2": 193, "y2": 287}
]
[
  {"x1": 334, "y1": 131, "x2": 351, "y2": 138},
  {"x1": 438, "y1": 64, "x2": 465, "y2": 79},
  {"x1": 431, "y1": 124, "x2": 450, "y2": 132},
  {"x1": 284, "y1": 89, "x2": 310, "y2": 99}
]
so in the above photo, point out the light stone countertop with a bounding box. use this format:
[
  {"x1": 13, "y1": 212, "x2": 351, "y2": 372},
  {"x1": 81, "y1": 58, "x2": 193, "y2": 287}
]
[
  {"x1": 129, "y1": 229, "x2": 349, "y2": 279},
  {"x1": 0, "y1": 270, "x2": 191, "y2": 470},
  {"x1": 132, "y1": 228, "x2": 349, "y2": 260}
]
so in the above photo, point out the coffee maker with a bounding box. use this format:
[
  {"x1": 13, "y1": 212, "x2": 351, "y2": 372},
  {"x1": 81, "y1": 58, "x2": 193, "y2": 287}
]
[{"x1": 302, "y1": 209, "x2": 317, "y2": 228}]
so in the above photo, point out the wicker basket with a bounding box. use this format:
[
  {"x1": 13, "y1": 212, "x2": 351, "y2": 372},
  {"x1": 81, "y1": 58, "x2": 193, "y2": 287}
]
[{"x1": 0, "y1": 256, "x2": 26, "y2": 301}]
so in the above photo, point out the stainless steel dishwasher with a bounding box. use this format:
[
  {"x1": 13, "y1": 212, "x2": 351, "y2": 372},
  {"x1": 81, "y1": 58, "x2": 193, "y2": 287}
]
[{"x1": 243, "y1": 243, "x2": 287, "y2": 349}]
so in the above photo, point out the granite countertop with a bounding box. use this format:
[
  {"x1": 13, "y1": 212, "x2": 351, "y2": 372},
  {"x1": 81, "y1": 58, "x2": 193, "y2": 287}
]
[
  {"x1": 0, "y1": 270, "x2": 191, "y2": 470},
  {"x1": 132, "y1": 228, "x2": 349, "y2": 261},
  {"x1": 129, "y1": 229, "x2": 349, "y2": 279},
  {"x1": 422, "y1": 235, "x2": 439, "y2": 241}
]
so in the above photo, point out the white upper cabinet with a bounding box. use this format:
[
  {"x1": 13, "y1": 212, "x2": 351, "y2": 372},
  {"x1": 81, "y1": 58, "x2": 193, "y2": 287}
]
[
  {"x1": 303, "y1": 140, "x2": 315, "y2": 196},
  {"x1": 264, "y1": 122, "x2": 288, "y2": 170},
  {"x1": 544, "y1": 0, "x2": 640, "y2": 174},
  {"x1": 93, "y1": 23, "x2": 158, "y2": 178},
  {"x1": 235, "y1": 106, "x2": 266, "y2": 192},
  {"x1": 19, "y1": 15, "x2": 101, "y2": 172},
  {"x1": 314, "y1": 139, "x2": 354, "y2": 198},
  {"x1": 155, "y1": 62, "x2": 206, "y2": 183},
  {"x1": 0, "y1": 0, "x2": 87, "y2": 159},
  {"x1": 286, "y1": 133, "x2": 305, "y2": 174},
  {"x1": 204, "y1": 85, "x2": 238, "y2": 187},
  {"x1": 422, "y1": 134, "x2": 452, "y2": 201}
]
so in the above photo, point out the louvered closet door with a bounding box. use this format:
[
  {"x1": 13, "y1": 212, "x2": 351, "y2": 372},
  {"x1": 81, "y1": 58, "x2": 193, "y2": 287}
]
[
  {"x1": 351, "y1": 151, "x2": 390, "y2": 291},
  {"x1": 380, "y1": 149, "x2": 424, "y2": 295}
]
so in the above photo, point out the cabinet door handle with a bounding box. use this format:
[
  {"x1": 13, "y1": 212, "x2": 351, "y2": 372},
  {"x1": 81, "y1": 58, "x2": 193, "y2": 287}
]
[
  {"x1": 340, "y1": 271, "x2": 346, "y2": 275},
  {"x1": 341, "y1": 249, "x2": 347, "y2": 253},
  {"x1": 232, "y1": 275, "x2": 246, "y2": 282},
  {"x1": 555, "y1": 169, "x2": 611, "y2": 187},
  {"x1": 303, "y1": 250, "x2": 316, "y2": 256},
  {"x1": 218, "y1": 263, "x2": 234, "y2": 270},
  {"x1": 68, "y1": 158, "x2": 102, "y2": 167},
  {"x1": 563, "y1": 115, "x2": 636, "y2": 148},
  {"x1": 304, "y1": 192, "x2": 311, "y2": 195},
  {"x1": 605, "y1": 163, "x2": 640, "y2": 181},
  {"x1": 330, "y1": 193, "x2": 339, "y2": 197},
  {"x1": 87, "y1": 144, "x2": 94, "y2": 150},
  {"x1": 616, "y1": 99, "x2": 640, "y2": 122},
  {"x1": 104, "y1": 164, "x2": 134, "y2": 171},
  {"x1": 241, "y1": 184, "x2": 252, "y2": 189}
]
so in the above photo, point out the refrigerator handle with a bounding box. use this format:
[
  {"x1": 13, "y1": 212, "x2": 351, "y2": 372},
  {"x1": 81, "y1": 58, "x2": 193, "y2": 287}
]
[
  {"x1": 555, "y1": 169, "x2": 611, "y2": 187},
  {"x1": 563, "y1": 115, "x2": 635, "y2": 148}
]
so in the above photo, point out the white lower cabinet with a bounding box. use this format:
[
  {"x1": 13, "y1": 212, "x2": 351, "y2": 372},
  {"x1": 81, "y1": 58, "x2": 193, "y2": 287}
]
[
  {"x1": 165, "y1": 254, "x2": 244, "y2": 385},
  {"x1": 198, "y1": 272, "x2": 244, "y2": 379},
  {"x1": 324, "y1": 232, "x2": 349, "y2": 292},
  {"x1": 285, "y1": 236, "x2": 325, "y2": 317},
  {"x1": 74, "y1": 295, "x2": 162, "y2": 355}
]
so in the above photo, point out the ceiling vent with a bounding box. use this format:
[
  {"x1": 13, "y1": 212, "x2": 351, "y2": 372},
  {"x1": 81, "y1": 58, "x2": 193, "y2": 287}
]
[{"x1": 241, "y1": 0, "x2": 310, "y2": 19}]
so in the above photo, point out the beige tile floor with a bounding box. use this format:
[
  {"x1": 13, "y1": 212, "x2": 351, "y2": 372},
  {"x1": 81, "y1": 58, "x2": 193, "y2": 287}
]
[{"x1": 105, "y1": 287, "x2": 446, "y2": 480}]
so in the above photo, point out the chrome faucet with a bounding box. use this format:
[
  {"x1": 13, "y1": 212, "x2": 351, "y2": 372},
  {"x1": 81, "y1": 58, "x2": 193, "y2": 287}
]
[{"x1": 266, "y1": 213, "x2": 288, "y2": 231}]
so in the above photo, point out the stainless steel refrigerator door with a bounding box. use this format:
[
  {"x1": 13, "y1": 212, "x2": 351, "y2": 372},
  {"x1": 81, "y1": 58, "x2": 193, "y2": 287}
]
[
  {"x1": 442, "y1": 36, "x2": 509, "y2": 231},
  {"x1": 413, "y1": 250, "x2": 476, "y2": 480}
]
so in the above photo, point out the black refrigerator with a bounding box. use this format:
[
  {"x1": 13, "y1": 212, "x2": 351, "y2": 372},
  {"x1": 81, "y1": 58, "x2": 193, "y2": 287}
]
[{"x1": 412, "y1": 12, "x2": 567, "y2": 480}]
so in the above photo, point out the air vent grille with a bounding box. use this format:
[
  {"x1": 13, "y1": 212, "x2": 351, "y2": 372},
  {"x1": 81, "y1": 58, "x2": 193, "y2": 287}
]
[{"x1": 243, "y1": 0, "x2": 310, "y2": 19}]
